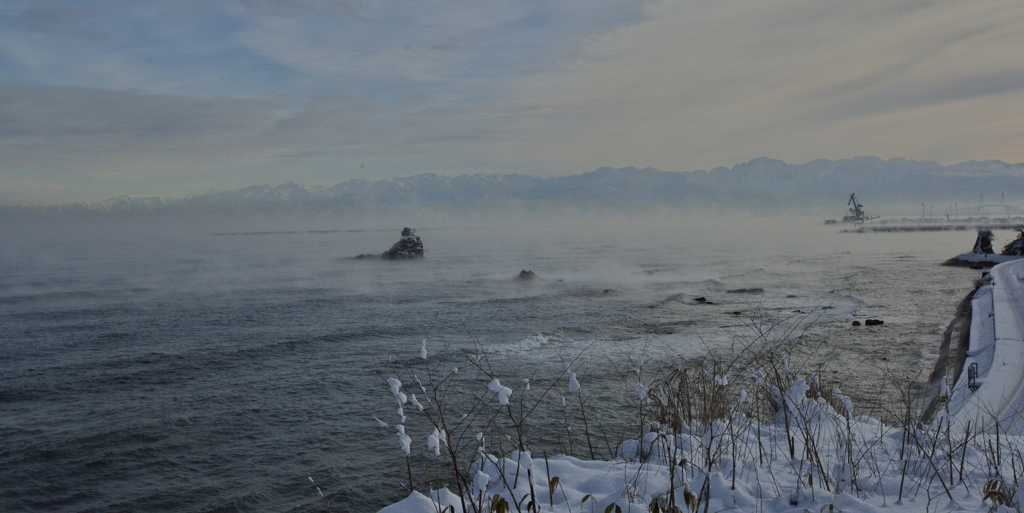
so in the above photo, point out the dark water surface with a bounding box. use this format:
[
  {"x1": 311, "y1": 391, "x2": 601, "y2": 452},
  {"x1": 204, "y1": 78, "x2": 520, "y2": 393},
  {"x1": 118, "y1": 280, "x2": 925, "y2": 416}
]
[{"x1": 0, "y1": 214, "x2": 985, "y2": 511}]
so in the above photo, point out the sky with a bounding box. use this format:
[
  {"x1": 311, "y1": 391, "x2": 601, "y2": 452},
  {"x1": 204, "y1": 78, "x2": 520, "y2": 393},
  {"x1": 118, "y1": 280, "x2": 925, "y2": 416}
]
[{"x1": 1, "y1": 0, "x2": 1023, "y2": 205}]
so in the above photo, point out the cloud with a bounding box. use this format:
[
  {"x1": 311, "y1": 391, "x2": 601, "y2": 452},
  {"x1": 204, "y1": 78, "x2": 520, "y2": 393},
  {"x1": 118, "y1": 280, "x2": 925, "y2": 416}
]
[
  {"x1": 0, "y1": 0, "x2": 653, "y2": 202},
  {"x1": 4, "y1": 2, "x2": 109, "y2": 40},
  {"x1": 0, "y1": 83, "x2": 279, "y2": 178},
  {"x1": 1, "y1": 0, "x2": 1023, "y2": 204},
  {"x1": 515, "y1": 0, "x2": 1024, "y2": 171},
  {"x1": 0, "y1": 82, "x2": 549, "y2": 202}
]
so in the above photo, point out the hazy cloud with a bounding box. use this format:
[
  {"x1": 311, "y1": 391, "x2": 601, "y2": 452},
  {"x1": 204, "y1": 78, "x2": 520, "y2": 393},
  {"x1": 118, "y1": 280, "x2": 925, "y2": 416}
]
[
  {"x1": 0, "y1": 83, "x2": 277, "y2": 172},
  {"x1": 1, "y1": 0, "x2": 1022, "y2": 204},
  {"x1": 516, "y1": 0, "x2": 1024, "y2": 172}
]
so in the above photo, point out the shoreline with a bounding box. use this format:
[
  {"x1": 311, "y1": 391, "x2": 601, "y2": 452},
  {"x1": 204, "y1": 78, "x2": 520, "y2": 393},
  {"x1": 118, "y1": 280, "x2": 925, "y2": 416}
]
[{"x1": 921, "y1": 284, "x2": 977, "y2": 423}]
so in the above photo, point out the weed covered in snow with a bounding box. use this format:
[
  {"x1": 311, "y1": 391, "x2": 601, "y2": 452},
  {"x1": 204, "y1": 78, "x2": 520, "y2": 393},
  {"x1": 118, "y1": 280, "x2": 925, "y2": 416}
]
[{"x1": 370, "y1": 327, "x2": 1024, "y2": 513}]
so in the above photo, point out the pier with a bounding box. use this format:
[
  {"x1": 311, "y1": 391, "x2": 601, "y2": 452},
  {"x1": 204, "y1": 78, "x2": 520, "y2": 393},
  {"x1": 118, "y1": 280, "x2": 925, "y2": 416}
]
[{"x1": 847, "y1": 222, "x2": 1024, "y2": 233}]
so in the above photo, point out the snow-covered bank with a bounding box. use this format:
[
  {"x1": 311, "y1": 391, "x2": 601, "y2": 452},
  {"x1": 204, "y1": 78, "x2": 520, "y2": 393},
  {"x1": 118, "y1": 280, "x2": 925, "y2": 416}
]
[
  {"x1": 374, "y1": 261, "x2": 1024, "y2": 513},
  {"x1": 938, "y1": 260, "x2": 1024, "y2": 435},
  {"x1": 379, "y1": 385, "x2": 1024, "y2": 513}
]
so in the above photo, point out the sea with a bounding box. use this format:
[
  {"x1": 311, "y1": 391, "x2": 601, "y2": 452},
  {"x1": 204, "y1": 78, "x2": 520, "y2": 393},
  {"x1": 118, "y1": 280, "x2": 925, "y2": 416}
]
[{"x1": 0, "y1": 211, "x2": 991, "y2": 512}]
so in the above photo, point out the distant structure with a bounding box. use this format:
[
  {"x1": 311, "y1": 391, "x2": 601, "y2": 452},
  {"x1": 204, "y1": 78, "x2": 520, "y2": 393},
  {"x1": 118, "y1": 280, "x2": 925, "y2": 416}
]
[{"x1": 842, "y1": 193, "x2": 878, "y2": 223}]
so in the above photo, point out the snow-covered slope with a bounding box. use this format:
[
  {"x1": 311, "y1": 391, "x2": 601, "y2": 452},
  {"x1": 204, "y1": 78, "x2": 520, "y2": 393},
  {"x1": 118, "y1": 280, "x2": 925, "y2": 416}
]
[{"x1": 940, "y1": 260, "x2": 1024, "y2": 435}]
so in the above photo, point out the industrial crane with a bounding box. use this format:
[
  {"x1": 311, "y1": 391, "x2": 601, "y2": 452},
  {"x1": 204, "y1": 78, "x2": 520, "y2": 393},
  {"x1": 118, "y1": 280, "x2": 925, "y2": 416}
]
[
  {"x1": 844, "y1": 193, "x2": 864, "y2": 222},
  {"x1": 842, "y1": 193, "x2": 876, "y2": 223}
]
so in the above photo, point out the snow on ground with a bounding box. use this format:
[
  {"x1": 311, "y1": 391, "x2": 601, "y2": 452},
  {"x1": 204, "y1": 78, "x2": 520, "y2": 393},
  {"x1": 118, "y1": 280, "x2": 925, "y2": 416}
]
[
  {"x1": 940, "y1": 260, "x2": 1024, "y2": 435},
  {"x1": 379, "y1": 401, "x2": 1024, "y2": 512},
  {"x1": 377, "y1": 260, "x2": 1024, "y2": 513}
]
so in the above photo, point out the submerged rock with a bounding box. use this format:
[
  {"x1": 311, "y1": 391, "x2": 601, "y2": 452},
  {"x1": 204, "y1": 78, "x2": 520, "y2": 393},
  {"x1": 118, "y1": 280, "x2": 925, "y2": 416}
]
[
  {"x1": 865, "y1": 319, "x2": 884, "y2": 326},
  {"x1": 727, "y1": 287, "x2": 764, "y2": 294},
  {"x1": 382, "y1": 228, "x2": 424, "y2": 260}
]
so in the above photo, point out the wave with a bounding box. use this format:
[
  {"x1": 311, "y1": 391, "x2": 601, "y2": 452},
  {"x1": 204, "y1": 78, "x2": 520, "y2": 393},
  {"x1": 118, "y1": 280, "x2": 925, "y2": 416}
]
[{"x1": 485, "y1": 334, "x2": 551, "y2": 354}]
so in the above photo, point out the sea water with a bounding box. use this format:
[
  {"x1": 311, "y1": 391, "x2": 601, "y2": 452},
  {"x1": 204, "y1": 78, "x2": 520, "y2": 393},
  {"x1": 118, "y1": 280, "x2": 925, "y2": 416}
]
[{"x1": 0, "y1": 212, "x2": 987, "y2": 512}]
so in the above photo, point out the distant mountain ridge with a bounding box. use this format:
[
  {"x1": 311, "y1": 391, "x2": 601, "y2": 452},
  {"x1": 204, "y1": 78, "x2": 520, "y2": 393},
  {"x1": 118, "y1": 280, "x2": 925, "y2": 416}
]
[{"x1": 12, "y1": 157, "x2": 1024, "y2": 214}]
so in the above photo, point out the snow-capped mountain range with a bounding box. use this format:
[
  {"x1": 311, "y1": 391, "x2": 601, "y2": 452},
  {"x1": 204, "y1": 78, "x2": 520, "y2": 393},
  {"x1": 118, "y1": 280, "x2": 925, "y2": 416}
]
[{"x1": 12, "y1": 157, "x2": 1024, "y2": 214}]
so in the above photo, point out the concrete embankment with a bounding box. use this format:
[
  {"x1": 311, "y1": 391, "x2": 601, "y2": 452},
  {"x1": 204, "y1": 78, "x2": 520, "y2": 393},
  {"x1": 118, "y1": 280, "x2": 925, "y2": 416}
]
[
  {"x1": 921, "y1": 286, "x2": 977, "y2": 424},
  {"x1": 935, "y1": 260, "x2": 1024, "y2": 434}
]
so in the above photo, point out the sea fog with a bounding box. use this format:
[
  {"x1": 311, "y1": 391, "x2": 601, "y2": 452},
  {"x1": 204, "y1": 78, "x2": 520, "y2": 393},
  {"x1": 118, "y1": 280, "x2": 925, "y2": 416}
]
[{"x1": 0, "y1": 210, "x2": 988, "y2": 512}]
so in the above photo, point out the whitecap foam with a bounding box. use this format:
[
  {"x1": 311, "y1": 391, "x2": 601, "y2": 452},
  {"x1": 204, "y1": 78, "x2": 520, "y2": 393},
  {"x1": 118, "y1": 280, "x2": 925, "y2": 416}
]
[{"x1": 485, "y1": 334, "x2": 550, "y2": 354}]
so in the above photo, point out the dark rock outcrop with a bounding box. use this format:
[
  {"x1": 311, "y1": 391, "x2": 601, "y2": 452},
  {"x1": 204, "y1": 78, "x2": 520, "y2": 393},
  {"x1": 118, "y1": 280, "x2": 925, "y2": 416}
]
[
  {"x1": 944, "y1": 228, "x2": 1024, "y2": 267},
  {"x1": 974, "y1": 229, "x2": 995, "y2": 254},
  {"x1": 516, "y1": 270, "x2": 537, "y2": 281},
  {"x1": 1003, "y1": 227, "x2": 1024, "y2": 256},
  {"x1": 382, "y1": 228, "x2": 424, "y2": 260}
]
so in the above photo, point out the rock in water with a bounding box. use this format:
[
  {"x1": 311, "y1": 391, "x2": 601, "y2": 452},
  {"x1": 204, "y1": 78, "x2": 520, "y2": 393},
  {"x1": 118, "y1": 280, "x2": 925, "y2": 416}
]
[
  {"x1": 942, "y1": 228, "x2": 1024, "y2": 267},
  {"x1": 382, "y1": 228, "x2": 424, "y2": 260},
  {"x1": 516, "y1": 270, "x2": 537, "y2": 281},
  {"x1": 1003, "y1": 227, "x2": 1024, "y2": 256},
  {"x1": 726, "y1": 287, "x2": 764, "y2": 294},
  {"x1": 973, "y1": 229, "x2": 995, "y2": 254}
]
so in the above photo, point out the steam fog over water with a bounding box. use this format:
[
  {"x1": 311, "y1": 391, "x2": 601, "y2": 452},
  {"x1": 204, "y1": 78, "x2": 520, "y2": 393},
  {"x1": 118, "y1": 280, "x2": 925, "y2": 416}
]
[{"x1": 0, "y1": 212, "x2": 985, "y2": 512}]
